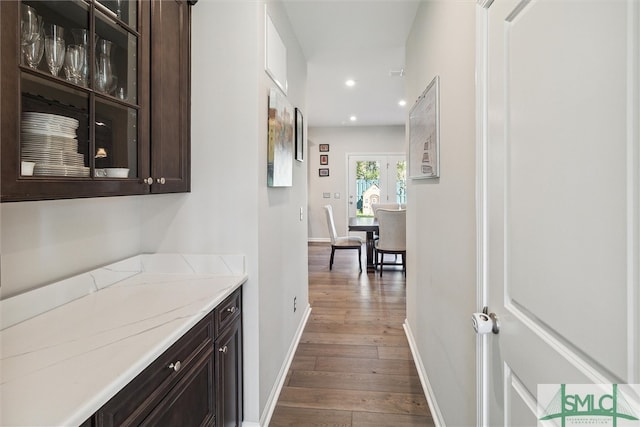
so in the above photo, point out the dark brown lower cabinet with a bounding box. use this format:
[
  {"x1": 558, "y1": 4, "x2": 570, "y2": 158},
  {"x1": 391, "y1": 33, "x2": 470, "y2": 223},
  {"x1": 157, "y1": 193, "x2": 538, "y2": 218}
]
[
  {"x1": 83, "y1": 287, "x2": 242, "y2": 427},
  {"x1": 215, "y1": 316, "x2": 243, "y2": 427}
]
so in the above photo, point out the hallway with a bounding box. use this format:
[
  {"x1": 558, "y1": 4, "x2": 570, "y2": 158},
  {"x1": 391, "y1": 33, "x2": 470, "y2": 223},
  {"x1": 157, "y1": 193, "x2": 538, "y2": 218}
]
[{"x1": 269, "y1": 243, "x2": 433, "y2": 426}]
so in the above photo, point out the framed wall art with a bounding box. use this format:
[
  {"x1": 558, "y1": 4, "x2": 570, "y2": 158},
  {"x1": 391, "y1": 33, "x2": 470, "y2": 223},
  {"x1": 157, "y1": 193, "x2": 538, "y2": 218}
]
[
  {"x1": 319, "y1": 168, "x2": 329, "y2": 177},
  {"x1": 320, "y1": 154, "x2": 328, "y2": 165},
  {"x1": 319, "y1": 144, "x2": 329, "y2": 152},
  {"x1": 295, "y1": 107, "x2": 304, "y2": 162},
  {"x1": 267, "y1": 87, "x2": 294, "y2": 187},
  {"x1": 409, "y1": 75, "x2": 440, "y2": 179}
]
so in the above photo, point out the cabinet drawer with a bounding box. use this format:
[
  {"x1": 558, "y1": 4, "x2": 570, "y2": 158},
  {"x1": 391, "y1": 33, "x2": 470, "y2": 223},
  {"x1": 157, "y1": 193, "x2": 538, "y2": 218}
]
[
  {"x1": 215, "y1": 288, "x2": 242, "y2": 335},
  {"x1": 98, "y1": 313, "x2": 213, "y2": 427}
]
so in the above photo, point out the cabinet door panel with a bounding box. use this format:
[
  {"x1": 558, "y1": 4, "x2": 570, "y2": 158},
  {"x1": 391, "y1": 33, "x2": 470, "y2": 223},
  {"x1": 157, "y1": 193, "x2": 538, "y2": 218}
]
[
  {"x1": 141, "y1": 347, "x2": 215, "y2": 427},
  {"x1": 215, "y1": 319, "x2": 243, "y2": 427},
  {"x1": 149, "y1": 0, "x2": 190, "y2": 193}
]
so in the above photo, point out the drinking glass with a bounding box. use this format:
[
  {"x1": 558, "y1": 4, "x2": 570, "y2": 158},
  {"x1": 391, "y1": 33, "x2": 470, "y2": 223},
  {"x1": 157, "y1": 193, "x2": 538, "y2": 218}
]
[
  {"x1": 21, "y1": 5, "x2": 42, "y2": 46},
  {"x1": 95, "y1": 39, "x2": 114, "y2": 93},
  {"x1": 71, "y1": 29, "x2": 89, "y2": 86},
  {"x1": 23, "y1": 33, "x2": 44, "y2": 69},
  {"x1": 44, "y1": 23, "x2": 64, "y2": 41},
  {"x1": 64, "y1": 45, "x2": 85, "y2": 84},
  {"x1": 45, "y1": 36, "x2": 65, "y2": 76}
]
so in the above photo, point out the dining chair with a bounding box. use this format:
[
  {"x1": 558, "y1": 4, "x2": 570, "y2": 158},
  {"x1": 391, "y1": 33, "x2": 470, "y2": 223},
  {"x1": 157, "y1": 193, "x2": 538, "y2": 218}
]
[
  {"x1": 324, "y1": 205, "x2": 363, "y2": 272},
  {"x1": 370, "y1": 203, "x2": 406, "y2": 248},
  {"x1": 371, "y1": 203, "x2": 406, "y2": 218},
  {"x1": 374, "y1": 208, "x2": 406, "y2": 276}
]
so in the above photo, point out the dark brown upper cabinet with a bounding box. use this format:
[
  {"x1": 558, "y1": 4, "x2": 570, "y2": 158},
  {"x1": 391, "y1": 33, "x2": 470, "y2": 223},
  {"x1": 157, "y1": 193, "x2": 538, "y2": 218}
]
[
  {"x1": 0, "y1": 0, "x2": 191, "y2": 202},
  {"x1": 148, "y1": 0, "x2": 191, "y2": 194}
]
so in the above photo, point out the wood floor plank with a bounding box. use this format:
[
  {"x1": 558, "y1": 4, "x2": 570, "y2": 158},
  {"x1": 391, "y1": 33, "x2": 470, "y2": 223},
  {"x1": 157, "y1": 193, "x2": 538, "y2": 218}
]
[
  {"x1": 301, "y1": 332, "x2": 409, "y2": 347},
  {"x1": 291, "y1": 355, "x2": 317, "y2": 370},
  {"x1": 270, "y1": 407, "x2": 352, "y2": 427},
  {"x1": 314, "y1": 356, "x2": 419, "y2": 377},
  {"x1": 377, "y1": 346, "x2": 414, "y2": 361},
  {"x1": 303, "y1": 322, "x2": 405, "y2": 336},
  {"x1": 352, "y1": 411, "x2": 435, "y2": 427},
  {"x1": 295, "y1": 343, "x2": 379, "y2": 359},
  {"x1": 277, "y1": 386, "x2": 430, "y2": 416},
  {"x1": 269, "y1": 243, "x2": 432, "y2": 426},
  {"x1": 288, "y1": 370, "x2": 424, "y2": 394}
]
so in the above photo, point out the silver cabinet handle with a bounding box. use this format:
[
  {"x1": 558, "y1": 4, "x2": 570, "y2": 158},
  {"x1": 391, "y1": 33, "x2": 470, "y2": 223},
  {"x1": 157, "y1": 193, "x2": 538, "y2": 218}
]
[
  {"x1": 144, "y1": 177, "x2": 153, "y2": 185},
  {"x1": 157, "y1": 177, "x2": 166, "y2": 184},
  {"x1": 219, "y1": 346, "x2": 228, "y2": 354},
  {"x1": 168, "y1": 361, "x2": 181, "y2": 372},
  {"x1": 226, "y1": 306, "x2": 237, "y2": 314}
]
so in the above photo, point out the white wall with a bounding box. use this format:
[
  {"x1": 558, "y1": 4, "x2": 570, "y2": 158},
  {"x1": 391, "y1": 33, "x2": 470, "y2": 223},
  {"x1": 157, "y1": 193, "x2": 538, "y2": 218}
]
[
  {"x1": 307, "y1": 125, "x2": 404, "y2": 240},
  {"x1": 2, "y1": 1, "x2": 309, "y2": 425},
  {"x1": 1, "y1": 196, "x2": 143, "y2": 297},
  {"x1": 258, "y1": 1, "x2": 309, "y2": 419},
  {"x1": 404, "y1": 2, "x2": 477, "y2": 426},
  {"x1": 142, "y1": 1, "x2": 309, "y2": 422}
]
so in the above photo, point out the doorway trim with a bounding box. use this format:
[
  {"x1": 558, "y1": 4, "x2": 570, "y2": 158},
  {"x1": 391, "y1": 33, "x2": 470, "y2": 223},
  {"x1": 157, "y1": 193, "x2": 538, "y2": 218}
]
[{"x1": 475, "y1": 1, "x2": 490, "y2": 425}]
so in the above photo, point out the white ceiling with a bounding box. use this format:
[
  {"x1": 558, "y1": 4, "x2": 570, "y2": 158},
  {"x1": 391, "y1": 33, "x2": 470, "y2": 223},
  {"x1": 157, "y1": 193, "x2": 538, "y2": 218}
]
[{"x1": 282, "y1": 1, "x2": 421, "y2": 127}]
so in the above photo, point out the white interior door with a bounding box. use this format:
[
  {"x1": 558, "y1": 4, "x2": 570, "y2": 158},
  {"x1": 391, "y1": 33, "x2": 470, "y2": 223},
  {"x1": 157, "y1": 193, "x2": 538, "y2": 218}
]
[
  {"x1": 347, "y1": 154, "x2": 406, "y2": 218},
  {"x1": 480, "y1": 0, "x2": 640, "y2": 425}
]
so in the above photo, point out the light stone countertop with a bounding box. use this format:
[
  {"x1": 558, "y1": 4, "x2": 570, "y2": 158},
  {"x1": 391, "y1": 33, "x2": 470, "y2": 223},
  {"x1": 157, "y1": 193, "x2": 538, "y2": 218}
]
[{"x1": 0, "y1": 254, "x2": 247, "y2": 426}]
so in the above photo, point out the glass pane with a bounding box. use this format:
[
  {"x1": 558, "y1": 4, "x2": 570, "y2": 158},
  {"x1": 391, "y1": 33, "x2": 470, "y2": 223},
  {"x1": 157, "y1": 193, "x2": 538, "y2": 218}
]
[
  {"x1": 20, "y1": 73, "x2": 90, "y2": 177},
  {"x1": 395, "y1": 160, "x2": 407, "y2": 204},
  {"x1": 95, "y1": 11, "x2": 138, "y2": 103},
  {"x1": 97, "y1": 1, "x2": 137, "y2": 29},
  {"x1": 22, "y1": 0, "x2": 90, "y2": 86},
  {"x1": 355, "y1": 161, "x2": 380, "y2": 217},
  {"x1": 94, "y1": 98, "x2": 138, "y2": 178}
]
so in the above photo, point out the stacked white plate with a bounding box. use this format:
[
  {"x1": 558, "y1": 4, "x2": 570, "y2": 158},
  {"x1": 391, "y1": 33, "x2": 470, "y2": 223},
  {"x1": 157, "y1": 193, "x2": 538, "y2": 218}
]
[{"x1": 20, "y1": 112, "x2": 90, "y2": 177}]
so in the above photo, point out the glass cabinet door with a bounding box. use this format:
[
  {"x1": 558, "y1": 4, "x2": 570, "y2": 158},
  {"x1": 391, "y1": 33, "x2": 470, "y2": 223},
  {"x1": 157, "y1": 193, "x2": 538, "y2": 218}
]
[
  {"x1": 16, "y1": 0, "x2": 141, "y2": 183},
  {"x1": 93, "y1": 3, "x2": 139, "y2": 178}
]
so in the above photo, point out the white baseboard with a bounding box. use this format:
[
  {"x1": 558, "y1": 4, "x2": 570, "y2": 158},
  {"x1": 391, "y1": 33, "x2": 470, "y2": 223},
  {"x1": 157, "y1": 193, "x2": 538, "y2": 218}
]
[
  {"x1": 259, "y1": 304, "x2": 312, "y2": 427},
  {"x1": 242, "y1": 422, "x2": 261, "y2": 427},
  {"x1": 404, "y1": 320, "x2": 445, "y2": 427}
]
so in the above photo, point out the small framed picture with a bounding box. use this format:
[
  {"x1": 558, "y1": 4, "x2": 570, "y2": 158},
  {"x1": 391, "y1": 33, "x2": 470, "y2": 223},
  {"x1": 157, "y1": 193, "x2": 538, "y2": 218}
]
[
  {"x1": 320, "y1": 154, "x2": 328, "y2": 165},
  {"x1": 295, "y1": 108, "x2": 304, "y2": 162},
  {"x1": 319, "y1": 144, "x2": 329, "y2": 152},
  {"x1": 319, "y1": 168, "x2": 330, "y2": 177}
]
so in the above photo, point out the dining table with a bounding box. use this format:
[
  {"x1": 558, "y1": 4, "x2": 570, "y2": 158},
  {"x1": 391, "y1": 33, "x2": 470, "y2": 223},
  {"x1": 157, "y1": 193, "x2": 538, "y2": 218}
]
[{"x1": 348, "y1": 216, "x2": 379, "y2": 271}]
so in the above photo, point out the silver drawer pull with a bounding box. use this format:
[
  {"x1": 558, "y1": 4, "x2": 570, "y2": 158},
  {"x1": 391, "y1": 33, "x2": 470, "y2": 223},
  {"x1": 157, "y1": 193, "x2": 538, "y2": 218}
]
[
  {"x1": 168, "y1": 361, "x2": 181, "y2": 372},
  {"x1": 219, "y1": 346, "x2": 228, "y2": 354},
  {"x1": 226, "y1": 306, "x2": 237, "y2": 314}
]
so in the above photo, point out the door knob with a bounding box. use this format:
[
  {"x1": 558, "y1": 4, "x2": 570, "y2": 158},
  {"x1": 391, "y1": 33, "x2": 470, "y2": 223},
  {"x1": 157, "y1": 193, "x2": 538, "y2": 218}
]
[{"x1": 472, "y1": 307, "x2": 499, "y2": 334}]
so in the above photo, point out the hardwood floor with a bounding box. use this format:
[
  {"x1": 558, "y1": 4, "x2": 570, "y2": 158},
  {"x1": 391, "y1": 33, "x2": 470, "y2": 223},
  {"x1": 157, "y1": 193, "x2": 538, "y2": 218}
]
[{"x1": 269, "y1": 243, "x2": 434, "y2": 427}]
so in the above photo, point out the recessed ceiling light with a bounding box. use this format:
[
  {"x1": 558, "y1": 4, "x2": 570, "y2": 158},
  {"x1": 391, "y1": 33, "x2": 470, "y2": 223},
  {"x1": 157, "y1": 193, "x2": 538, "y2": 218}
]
[
  {"x1": 349, "y1": 115, "x2": 357, "y2": 122},
  {"x1": 345, "y1": 79, "x2": 356, "y2": 87},
  {"x1": 398, "y1": 100, "x2": 407, "y2": 107}
]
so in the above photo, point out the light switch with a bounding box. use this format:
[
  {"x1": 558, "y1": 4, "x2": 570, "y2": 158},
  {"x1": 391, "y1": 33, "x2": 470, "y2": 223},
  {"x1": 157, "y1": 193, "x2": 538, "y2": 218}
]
[
  {"x1": 323, "y1": 192, "x2": 331, "y2": 198},
  {"x1": 334, "y1": 193, "x2": 340, "y2": 199},
  {"x1": 299, "y1": 207, "x2": 303, "y2": 221}
]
